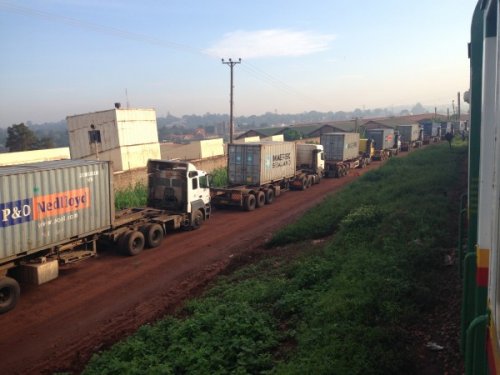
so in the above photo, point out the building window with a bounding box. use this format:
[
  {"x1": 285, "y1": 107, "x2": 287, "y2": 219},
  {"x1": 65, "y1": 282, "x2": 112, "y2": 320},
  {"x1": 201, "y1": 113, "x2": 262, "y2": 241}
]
[{"x1": 88, "y1": 130, "x2": 101, "y2": 143}]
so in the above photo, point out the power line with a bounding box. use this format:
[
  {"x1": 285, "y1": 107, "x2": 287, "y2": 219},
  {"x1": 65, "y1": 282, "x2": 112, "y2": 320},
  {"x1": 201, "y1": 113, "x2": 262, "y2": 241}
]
[{"x1": 0, "y1": 0, "x2": 332, "y2": 114}]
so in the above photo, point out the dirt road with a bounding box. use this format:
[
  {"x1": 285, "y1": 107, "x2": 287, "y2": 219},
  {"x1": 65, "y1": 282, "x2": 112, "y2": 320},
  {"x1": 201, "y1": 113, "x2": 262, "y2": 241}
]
[{"x1": 0, "y1": 162, "x2": 384, "y2": 374}]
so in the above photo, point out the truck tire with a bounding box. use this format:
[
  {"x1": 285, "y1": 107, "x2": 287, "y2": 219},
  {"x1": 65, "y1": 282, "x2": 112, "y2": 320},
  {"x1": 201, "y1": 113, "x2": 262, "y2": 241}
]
[
  {"x1": 301, "y1": 177, "x2": 308, "y2": 190},
  {"x1": 191, "y1": 209, "x2": 204, "y2": 229},
  {"x1": 265, "y1": 189, "x2": 275, "y2": 204},
  {"x1": 120, "y1": 230, "x2": 145, "y2": 256},
  {"x1": 244, "y1": 194, "x2": 256, "y2": 211},
  {"x1": 255, "y1": 191, "x2": 265, "y2": 208},
  {"x1": 142, "y1": 223, "x2": 164, "y2": 248},
  {"x1": 0, "y1": 277, "x2": 20, "y2": 314}
]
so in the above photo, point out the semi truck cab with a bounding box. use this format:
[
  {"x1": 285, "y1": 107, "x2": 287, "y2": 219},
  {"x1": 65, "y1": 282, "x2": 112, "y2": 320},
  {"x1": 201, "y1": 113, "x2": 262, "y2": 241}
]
[
  {"x1": 296, "y1": 144, "x2": 325, "y2": 176},
  {"x1": 147, "y1": 160, "x2": 211, "y2": 226}
]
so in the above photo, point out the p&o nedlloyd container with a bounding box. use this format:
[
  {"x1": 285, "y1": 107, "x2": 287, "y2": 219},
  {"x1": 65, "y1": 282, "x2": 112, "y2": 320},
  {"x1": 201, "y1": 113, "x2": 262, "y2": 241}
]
[{"x1": 0, "y1": 159, "x2": 114, "y2": 264}]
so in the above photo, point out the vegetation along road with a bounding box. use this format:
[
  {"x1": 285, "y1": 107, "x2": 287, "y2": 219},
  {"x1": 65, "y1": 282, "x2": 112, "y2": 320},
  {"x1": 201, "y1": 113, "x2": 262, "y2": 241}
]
[{"x1": 0, "y1": 141, "x2": 466, "y2": 374}]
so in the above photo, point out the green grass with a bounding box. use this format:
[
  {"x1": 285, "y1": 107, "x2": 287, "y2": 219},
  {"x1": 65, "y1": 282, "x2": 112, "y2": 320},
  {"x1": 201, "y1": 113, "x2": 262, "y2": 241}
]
[
  {"x1": 85, "y1": 141, "x2": 466, "y2": 375},
  {"x1": 114, "y1": 182, "x2": 147, "y2": 210},
  {"x1": 210, "y1": 167, "x2": 228, "y2": 187}
]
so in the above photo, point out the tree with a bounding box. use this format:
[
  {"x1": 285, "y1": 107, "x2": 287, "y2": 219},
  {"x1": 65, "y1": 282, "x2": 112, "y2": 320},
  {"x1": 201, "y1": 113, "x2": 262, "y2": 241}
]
[
  {"x1": 35, "y1": 137, "x2": 55, "y2": 149},
  {"x1": 283, "y1": 128, "x2": 302, "y2": 141},
  {"x1": 5, "y1": 123, "x2": 38, "y2": 152},
  {"x1": 411, "y1": 102, "x2": 426, "y2": 115}
]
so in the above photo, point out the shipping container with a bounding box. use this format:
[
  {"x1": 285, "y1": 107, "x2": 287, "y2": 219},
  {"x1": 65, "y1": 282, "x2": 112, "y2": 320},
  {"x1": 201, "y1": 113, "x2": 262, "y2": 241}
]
[
  {"x1": 67, "y1": 108, "x2": 161, "y2": 171},
  {"x1": 440, "y1": 122, "x2": 452, "y2": 135},
  {"x1": 422, "y1": 122, "x2": 441, "y2": 137},
  {"x1": 228, "y1": 142, "x2": 296, "y2": 186},
  {"x1": 0, "y1": 160, "x2": 113, "y2": 264},
  {"x1": 365, "y1": 129, "x2": 395, "y2": 150},
  {"x1": 320, "y1": 133, "x2": 360, "y2": 161},
  {"x1": 397, "y1": 124, "x2": 420, "y2": 142}
]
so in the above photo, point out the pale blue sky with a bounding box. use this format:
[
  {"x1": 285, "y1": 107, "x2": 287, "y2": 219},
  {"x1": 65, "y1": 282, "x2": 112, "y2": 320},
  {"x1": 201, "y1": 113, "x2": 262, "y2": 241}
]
[{"x1": 0, "y1": 0, "x2": 475, "y2": 127}]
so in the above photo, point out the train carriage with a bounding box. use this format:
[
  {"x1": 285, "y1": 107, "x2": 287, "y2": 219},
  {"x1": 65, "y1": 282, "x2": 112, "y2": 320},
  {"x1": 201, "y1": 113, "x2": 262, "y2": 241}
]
[{"x1": 462, "y1": 1, "x2": 500, "y2": 374}]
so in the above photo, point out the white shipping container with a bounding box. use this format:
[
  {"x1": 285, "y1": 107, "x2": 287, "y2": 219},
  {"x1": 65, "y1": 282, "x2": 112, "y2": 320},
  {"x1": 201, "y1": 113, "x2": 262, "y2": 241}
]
[
  {"x1": 67, "y1": 108, "x2": 161, "y2": 171},
  {"x1": 321, "y1": 133, "x2": 360, "y2": 161},
  {"x1": 228, "y1": 142, "x2": 296, "y2": 186}
]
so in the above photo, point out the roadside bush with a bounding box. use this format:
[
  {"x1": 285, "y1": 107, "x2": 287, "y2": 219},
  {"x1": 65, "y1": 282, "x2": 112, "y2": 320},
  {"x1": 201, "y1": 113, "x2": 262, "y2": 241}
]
[
  {"x1": 210, "y1": 167, "x2": 228, "y2": 187},
  {"x1": 114, "y1": 182, "x2": 147, "y2": 210}
]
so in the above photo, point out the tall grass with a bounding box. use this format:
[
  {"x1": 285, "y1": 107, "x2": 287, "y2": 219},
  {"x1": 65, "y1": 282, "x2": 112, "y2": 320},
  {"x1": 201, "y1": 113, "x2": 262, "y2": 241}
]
[
  {"x1": 84, "y1": 142, "x2": 466, "y2": 374},
  {"x1": 210, "y1": 167, "x2": 228, "y2": 187},
  {"x1": 114, "y1": 182, "x2": 147, "y2": 210}
]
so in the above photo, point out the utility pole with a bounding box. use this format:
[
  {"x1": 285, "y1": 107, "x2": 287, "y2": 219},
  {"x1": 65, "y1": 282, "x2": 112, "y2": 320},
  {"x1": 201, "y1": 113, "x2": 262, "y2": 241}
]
[
  {"x1": 222, "y1": 58, "x2": 241, "y2": 143},
  {"x1": 457, "y1": 92, "x2": 461, "y2": 121}
]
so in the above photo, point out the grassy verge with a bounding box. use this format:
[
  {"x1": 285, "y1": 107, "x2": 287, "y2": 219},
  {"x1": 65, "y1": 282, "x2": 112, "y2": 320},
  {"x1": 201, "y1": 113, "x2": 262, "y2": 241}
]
[
  {"x1": 85, "y1": 142, "x2": 466, "y2": 375},
  {"x1": 210, "y1": 167, "x2": 228, "y2": 187},
  {"x1": 114, "y1": 182, "x2": 147, "y2": 210}
]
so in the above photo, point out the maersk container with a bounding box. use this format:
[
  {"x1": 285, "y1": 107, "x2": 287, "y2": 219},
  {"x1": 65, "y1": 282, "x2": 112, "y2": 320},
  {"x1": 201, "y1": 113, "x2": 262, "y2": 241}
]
[
  {"x1": 228, "y1": 142, "x2": 296, "y2": 186},
  {"x1": 0, "y1": 160, "x2": 114, "y2": 264},
  {"x1": 365, "y1": 129, "x2": 395, "y2": 150},
  {"x1": 320, "y1": 133, "x2": 360, "y2": 161},
  {"x1": 398, "y1": 124, "x2": 420, "y2": 142}
]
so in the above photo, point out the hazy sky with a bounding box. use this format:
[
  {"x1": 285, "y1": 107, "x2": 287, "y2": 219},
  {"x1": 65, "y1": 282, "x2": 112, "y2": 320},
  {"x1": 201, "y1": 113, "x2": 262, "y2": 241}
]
[{"x1": 0, "y1": 0, "x2": 475, "y2": 127}]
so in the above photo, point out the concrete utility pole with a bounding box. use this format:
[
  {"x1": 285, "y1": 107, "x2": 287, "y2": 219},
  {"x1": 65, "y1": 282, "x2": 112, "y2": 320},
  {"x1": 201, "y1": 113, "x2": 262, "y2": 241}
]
[
  {"x1": 222, "y1": 58, "x2": 241, "y2": 143},
  {"x1": 457, "y1": 91, "x2": 461, "y2": 121}
]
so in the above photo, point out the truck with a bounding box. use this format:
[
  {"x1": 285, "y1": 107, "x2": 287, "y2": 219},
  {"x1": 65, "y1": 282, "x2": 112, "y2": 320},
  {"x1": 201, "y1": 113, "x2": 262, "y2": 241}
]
[
  {"x1": 359, "y1": 138, "x2": 375, "y2": 162},
  {"x1": 320, "y1": 132, "x2": 370, "y2": 178},
  {"x1": 398, "y1": 124, "x2": 422, "y2": 151},
  {"x1": 364, "y1": 128, "x2": 399, "y2": 161},
  {"x1": 210, "y1": 141, "x2": 324, "y2": 211},
  {"x1": 0, "y1": 159, "x2": 211, "y2": 313},
  {"x1": 421, "y1": 121, "x2": 441, "y2": 144}
]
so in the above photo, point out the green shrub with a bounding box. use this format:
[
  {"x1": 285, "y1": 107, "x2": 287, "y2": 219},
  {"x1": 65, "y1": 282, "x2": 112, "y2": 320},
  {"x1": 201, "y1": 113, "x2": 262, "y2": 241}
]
[
  {"x1": 210, "y1": 167, "x2": 228, "y2": 187},
  {"x1": 114, "y1": 182, "x2": 147, "y2": 210}
]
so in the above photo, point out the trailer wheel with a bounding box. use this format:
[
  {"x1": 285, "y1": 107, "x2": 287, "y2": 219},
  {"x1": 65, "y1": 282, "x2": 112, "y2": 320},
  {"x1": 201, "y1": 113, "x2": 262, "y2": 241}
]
[
  {"x1": 244, "y1": 194, "x2": 256, "y2": 211},
  {"x1": 0, "y1": 277, "x2": 20, "y2": 314},
  {"x1": 120, "y1": 230, "x2": 145, "y2": 256},
  {"x1": 265, "y1": 189, "x2": 275, "y2": 204},
  {"x1": 142, "y1": 224, "x2": 164, "y2": 248},
  {"x1": 255, "y1": 191, "x2": 266, "y2": 208},
  {"x1": 301, "y1": 177, "x2": 308, "y2": 190},
  {"x1": 191, "y1": 209, "x2": 204, "y2": 229}
]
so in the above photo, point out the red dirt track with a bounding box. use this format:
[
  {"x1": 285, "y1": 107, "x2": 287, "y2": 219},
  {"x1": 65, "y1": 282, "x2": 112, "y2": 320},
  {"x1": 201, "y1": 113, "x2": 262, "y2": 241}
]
[{"x1": 0, "y1": 161, "x2": 384, "y2": 374}]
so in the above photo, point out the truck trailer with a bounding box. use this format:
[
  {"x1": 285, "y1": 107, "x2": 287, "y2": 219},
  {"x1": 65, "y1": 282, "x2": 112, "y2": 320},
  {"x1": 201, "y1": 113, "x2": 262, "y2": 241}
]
[
  {"x1": 321, "y1": 132, "x2": 370, "y2": 178},
  {"x1": 0, "y1": 159, "x2": 211, "y2": 313},
  {"x1": 364, "y1": 128, "x2": 399, "y2": 160},
  {"x1": 397, "y1": 124, "x2": 422, "y2": 151},
  {"x1": 210, "y1": 141, "x2": 324, "y2": 211},
  {"x1": 421, "y1": 121, "x2": 442, "y2": 144}
]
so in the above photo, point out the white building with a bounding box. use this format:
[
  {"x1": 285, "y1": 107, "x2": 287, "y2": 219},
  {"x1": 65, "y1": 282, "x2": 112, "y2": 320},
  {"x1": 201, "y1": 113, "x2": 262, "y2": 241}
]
[
  {"x1": 0, "y1": 147, "x2": 70, "y2": 166},
  {"x1": 67, "y1": 106, "x2": 161, "y2": 171},
  {"x1": 160, "y1": 138, "x2": 224, "y2": 160}
]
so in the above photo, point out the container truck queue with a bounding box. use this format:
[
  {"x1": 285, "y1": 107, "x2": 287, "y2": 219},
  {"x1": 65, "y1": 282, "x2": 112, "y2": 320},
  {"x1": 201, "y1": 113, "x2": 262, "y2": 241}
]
[{"x1": 0, "y1": 126, "x2": 442, "y2": 314}]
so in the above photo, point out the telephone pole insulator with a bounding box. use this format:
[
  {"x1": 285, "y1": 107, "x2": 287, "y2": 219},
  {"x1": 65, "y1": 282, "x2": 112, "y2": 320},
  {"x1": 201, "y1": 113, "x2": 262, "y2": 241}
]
[{"x1": 222, "y1": 58, "x2": 241, "y2": 144}]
